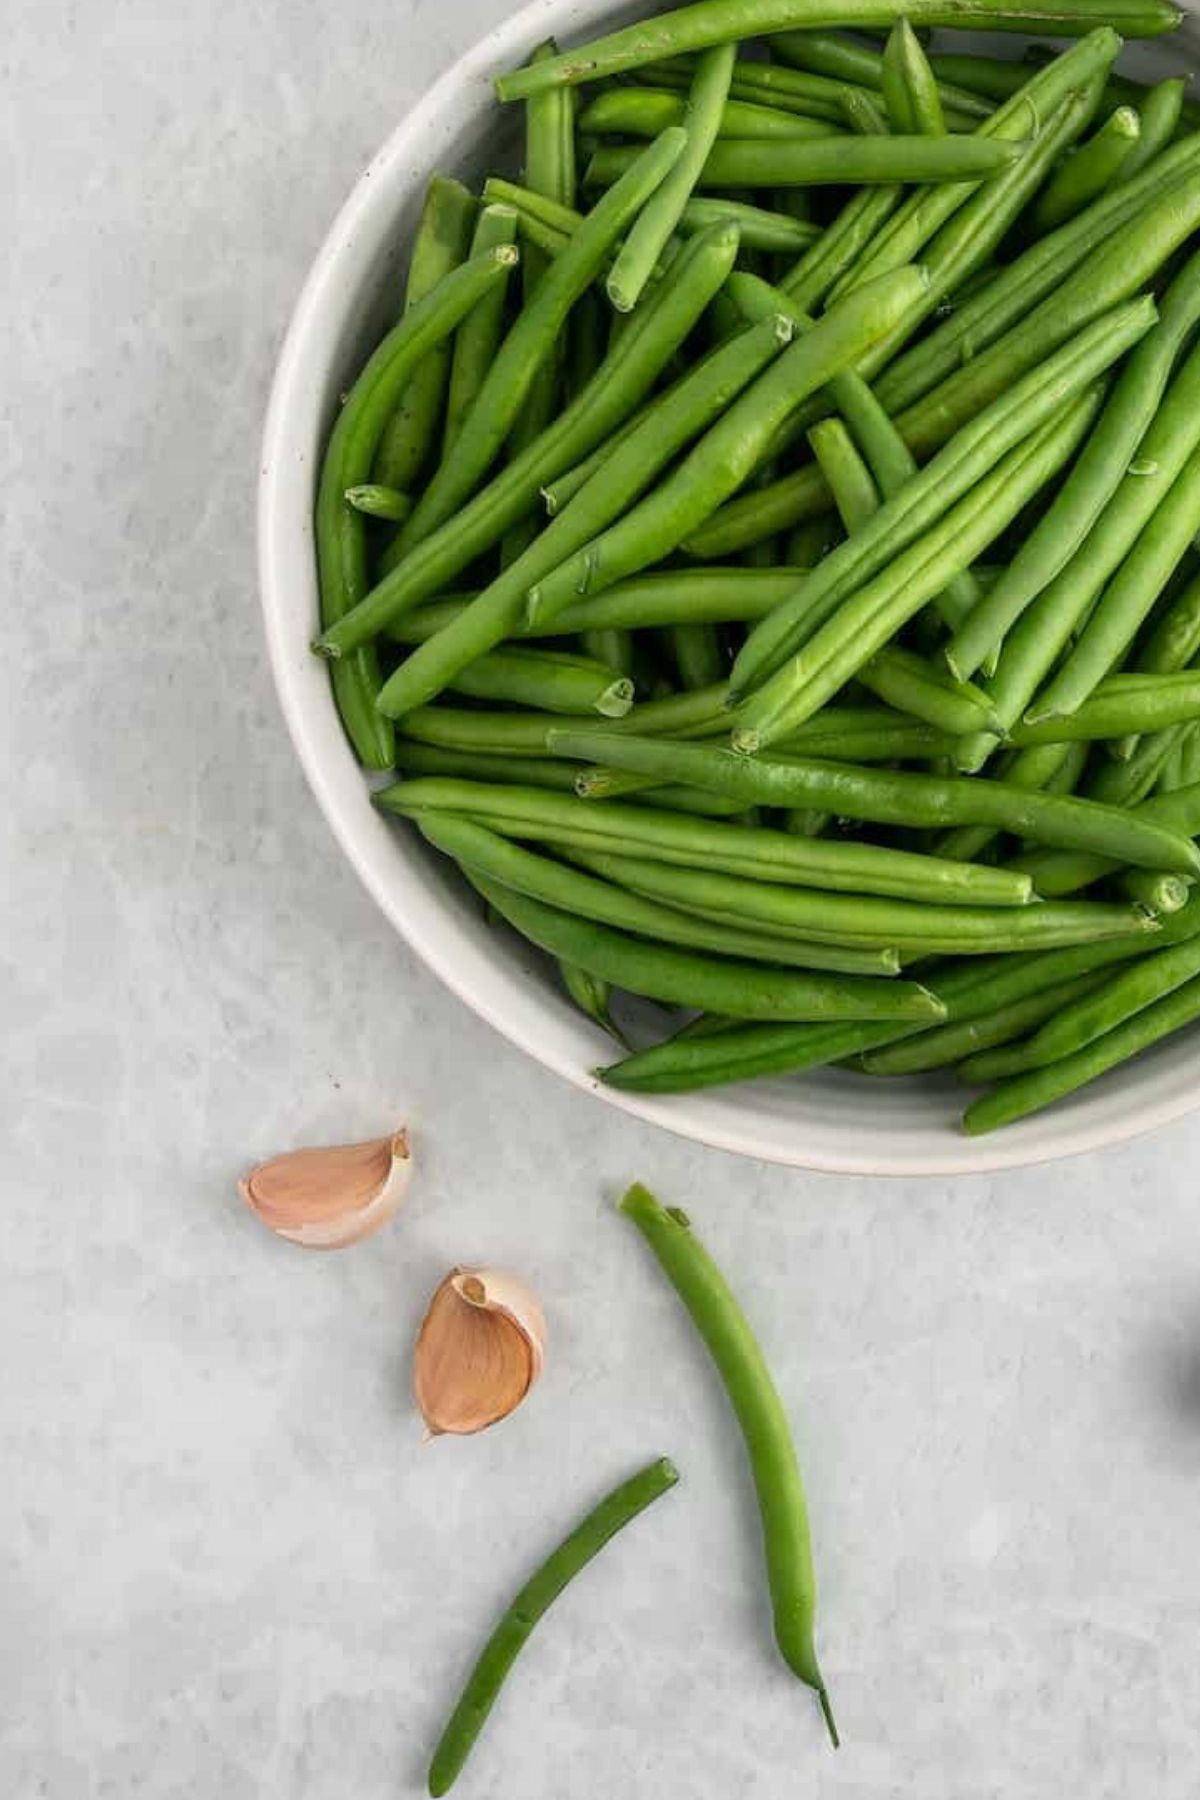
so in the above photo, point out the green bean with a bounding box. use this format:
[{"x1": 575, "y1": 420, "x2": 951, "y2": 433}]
[
  {"x1": 876, "y1": 133, "x2": 1200, "y2": 416},
  {"x1": 1023, "y1": 46, "x2": 1200, "y2": 127},
  {"x1": 1115, "y1": 571, "x2": 1200, "y2": 759},
  {"x1": 315, "y1": 245, "x2": 518, "y2": 768},
  {"x1": 547, "y1": 728, "x2": 1200, "y2": 874},
  {"x1": 373, "y1": 177, "x2": 475, "y2": 491},
  {"x1": 376, "y1": 317, "x2": 792, "y2": 719},
  {"x1": 499, "y1": 42, "x2": 578, "y2": 565},
  {"x1": 470, "y1": 871, "x2": 942, "y2": 1021},
  {"x1": 857, "y1": 970, "x2": 1109, "y2": 1074},
  {"x1": 557, "y1": 957, "x2": 626, "y2": 1044},
  {"x1": 344, "y1": 483, "x2": 413, "y2": 523},
  {"x1": 600, "y1": 931, "x2": 1163, "y2": 1092},
  {"x1": 1029, "y1": 440, "x2": 1200, "y2": 723},
  {"x1": 446, "y1": 647, "x2": 635, "y2": 716},
  {"x1": 318, "y1": 222, "x2": 741, "y2": 658},
  {"x1": 727, "y1": 302, "x2": 1151, "y2": 702},
  {"x1": 398, "y1": 682, "x2": 729, "y2": 753},
  {"x1": 945, "y1": 245, "x2": 1200, "y2": 683},
  {"x1": 608, "y1": 47, "x2": 736, "y2": 313},
  {"x1": 526, "y1": 266, "x2": 927, "y2": 628},
  {"x1": 442, "y1": 205, "x2": 520, "y2": 455},
  {"x1": 618, "y1": 1183, "x2": 837, "y2": 1742},
  {"x1": 1121, "y1": 77, "x2": 1187, "y2": 180},
  {"x1": 560, "y1": 844, "x2": 1131, "y2": 956},
  {"x1": 733, "y1": 385, "x2": 1107, "y2": 741},
  {"x1": 417, "y1": 813, "x2": 901, "y2": 973},
  {"x1": 685, "y1": 80, "x2": 1107, "y2": 560},
  {"x1": 495, "y1": 3, "x2": 1179, "y2": 104},
  {"x1": 392, "y1": 569, "x2": 802, "y2": 645},
  {"x1": 1008, "y1": 671, "x2": 1200, "y2": 745},
  {"x1": 427, "y1": 1457, "x2": 678, "y2": 1796},
  {"x1": 578, "y1": 86, "x2": 839, "y2": 140},
  {"x1": 856, "y1": 645, "x2": 1001, "y2": 737},
  {"x1": 772, "y1": 26, "x2": 991, "y2": 120},
  {"x1": 392, "y1": 129, "x2": 687, "y2": 557},
  {"x1": 381, "y1": 775, "x2": 1038, "y2": 905},
  {"x1": 808, "y1": 417, "x2": 879, "y2": 529},
  {"x1": 1119, "y1": 869, "x2": 1190, "y2": 916},
  {"x1": 582, "y1": 709, "x2": 953, "y2": 767},
  {"x1": 963, "y1": 967, "x2": 1200, "y2": 1133},
  {"x1": 880, "y1": 19, "x2": 946, "y2": 134},
  {"x1": 586, "y1": 134, "x2": 1022, "y2": 190},
  {"x1": 1009, "y1": 780, "x2": 1200, "y2": 898},
  {"x1": 1032, "y1": 106, "x2": 1141, "y2": 235}
]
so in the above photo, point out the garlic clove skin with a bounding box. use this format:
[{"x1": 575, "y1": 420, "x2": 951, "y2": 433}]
[
  {"x1": 414, "y1": 1267, "x2": 546, "y2": 1437},
  {"x1": 239, "y1": 1128, "x2": 411, "y2": 1250}
]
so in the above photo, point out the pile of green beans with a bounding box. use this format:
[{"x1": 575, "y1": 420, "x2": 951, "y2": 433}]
[{"x1": 310, "y1": 0, "x2": 1200, "y2": 1136}]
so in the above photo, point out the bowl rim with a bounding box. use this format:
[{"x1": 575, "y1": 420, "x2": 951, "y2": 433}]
[{"x1": 258, "y1": 0, "x2": 1200, "y2": 1176}]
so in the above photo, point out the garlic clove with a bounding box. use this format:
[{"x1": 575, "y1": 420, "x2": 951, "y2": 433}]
[
  {"x1": 239, "y1": 1128, "x2": 411, "y2": 1250},
  {"x1": 414, "y1": 1267, "x2": 546, "y2": 1436}
]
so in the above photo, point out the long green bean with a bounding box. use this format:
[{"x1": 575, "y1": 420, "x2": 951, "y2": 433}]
[
  {"x1": 427, "y1": 1458, "x2": 678, "y2": 1796},
  {"x1": 577, "y1": 86, "x2": 839, "y2": 140},
  {"x1": 495, "y1": 1, "x2": 1180, "y2": 102},
  {"x1": 471, "y1": 872, "x2": 943, "y2": 1021},
  {"x1": 1032, "y1": 106, "x2": 1141, "y2": 234},
  {"x1": 586, "y1": 133, "x2": 1022, "y2": 190},
  {"x1": 546, "y1": 730, "x2": 1200, "y2": 873},
  {"x1": 618, "y1": 1184, "x2": 838, "y2": 1742},
  {"x1": 377, "y1": 776, "x2": 1038, "y2": 905},
  {"x1": 417, "y1": 814, "x2": 903, "y2": 973},
  {"x1": 442, "y1": 205, "x2": 519, "y2": 454}
]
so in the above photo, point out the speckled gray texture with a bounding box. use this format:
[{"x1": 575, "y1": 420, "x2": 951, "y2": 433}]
[{"x1": 3, "y1": 4, "x2": 1200, "y2": 1795}]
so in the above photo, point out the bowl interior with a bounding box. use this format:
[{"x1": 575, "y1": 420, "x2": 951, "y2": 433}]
[{"x1": 259, "y1": 0, "x2": 1200, "y2": 1174}]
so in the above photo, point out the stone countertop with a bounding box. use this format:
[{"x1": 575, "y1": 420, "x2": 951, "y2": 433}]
[{"x1": 3, "y1": 5, "x2": 1200, "y2": 1795}]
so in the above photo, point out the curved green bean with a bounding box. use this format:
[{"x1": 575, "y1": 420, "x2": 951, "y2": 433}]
[
  {"x1": 619, "y1": 1183, "x2": 838, "y2": 1742},
  {"x1": 566, "y1": 845, "x2": 1153, "y2": 956},
  {"x1": 378, "y1": 775, "x2": 1038, "y2": 906},
  {"x1": 494, "y1": 1, "x2": 1179, "y2": 102},
  {"x1": 471, "y1": 872, "x2": 942, "y2": 1022},
  {"x1": 427, "y1": 1457, "x2": 678, "y2": 1796},
  {"x1": 546, "y1": 729, "x2": 1200, "y2": 874},
  {"x1": 858, "y1": 970, "x2": 1109, "y2": 1075},
  {"x1": 314, "y1": 244, "x2": 518, "y2": 767},
  {"x1": 417, "y1": 813, "x2": 902, "y2": 973}
]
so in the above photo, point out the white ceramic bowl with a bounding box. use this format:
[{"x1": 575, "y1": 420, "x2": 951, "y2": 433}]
[{"x1": 259, "y1": 0, "x2": 1200, "y2": 1173}]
